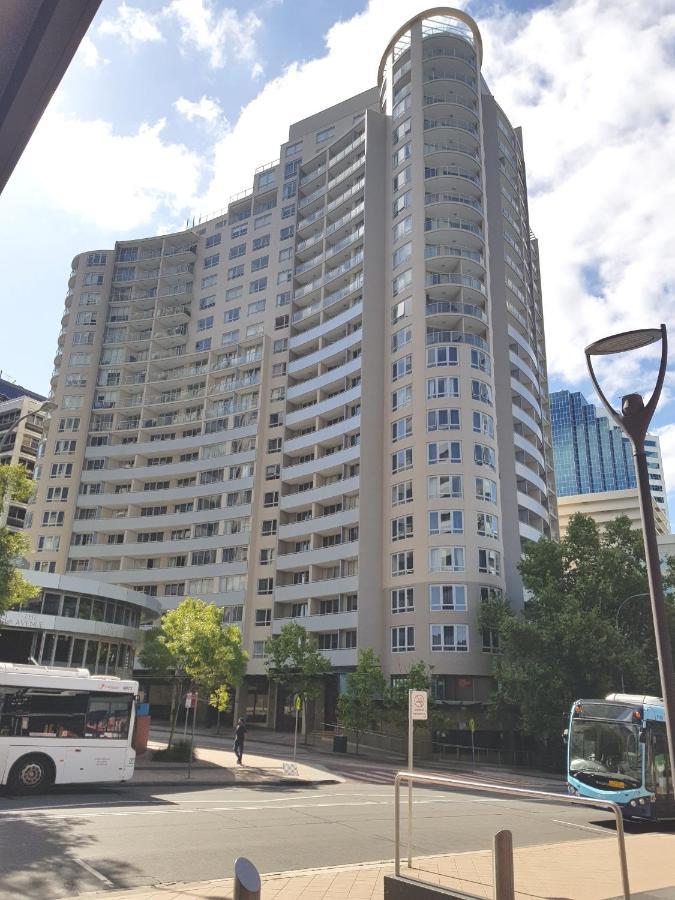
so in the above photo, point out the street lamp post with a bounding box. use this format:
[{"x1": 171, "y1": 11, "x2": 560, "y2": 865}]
[
  {"x1": 585, "y1": 324, "x2": 675, "y2": 796},
  {"x1": 615, "y1": 593, "x2": 649, "y2": 693}
]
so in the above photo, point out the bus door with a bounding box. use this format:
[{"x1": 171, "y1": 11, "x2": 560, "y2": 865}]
[{"x1": 645, "y1": 722, "x2": 672, "y2": 803}]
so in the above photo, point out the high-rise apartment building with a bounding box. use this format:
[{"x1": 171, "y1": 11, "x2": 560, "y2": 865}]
[
  {"x1": 29, "y1": 9, "x2": 556, "y2": 720},
  {"x1": 0, "y1": 377, "x2": 48, "y2": 531},
  {"x1": 550, "y1": 389, "x2": 669, "y2": 531}
]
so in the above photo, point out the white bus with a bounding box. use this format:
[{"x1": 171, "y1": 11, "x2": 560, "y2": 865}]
[{"x1": 0, "y1": 662, "x2": 138, "y2": 793}]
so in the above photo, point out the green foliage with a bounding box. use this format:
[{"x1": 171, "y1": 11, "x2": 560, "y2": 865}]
[
  {"x1": 484, "y1": 514, "x2": 675, "y2": 741},
  {"x1": 264, "y1": 621, "x2": 331, "y2": 702},
  {"x1": 151, "y1": 739, "x2": 193, "y2": 762},
  {"x1": 139, "y1": 627, "x2": 176, "y2": 676},
  {"x1": 336, "y1": 649, "x2": 386, "y2": 752},
  {"x1": 383, "y1": 661, "x2": 434, "y2": 729},
  {"x1": 0, "y1": 465, "x2": 39, "y2": 616},
  {"x1": 159, "y1": 597, "x2": 248, "y2": 695},
  {"x1": 209, "y1": 685, "x2": 230, "y2": 713}
]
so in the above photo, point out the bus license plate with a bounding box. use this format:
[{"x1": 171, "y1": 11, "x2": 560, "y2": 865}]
[{"x1": 608, "y1": 780, "x2": 625, "y2": 789}]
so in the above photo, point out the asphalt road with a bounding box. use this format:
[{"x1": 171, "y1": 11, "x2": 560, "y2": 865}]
[{"x1": 0, "y1": 779, "x2": 623, "y2": 899}]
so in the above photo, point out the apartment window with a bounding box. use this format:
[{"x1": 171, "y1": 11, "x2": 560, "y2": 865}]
[
  {"x1": 72, "y1": 332, "x2": 94, "y2": 345},
  {"x1": 277, "y1": 269, "x2": 292, "y2": 285},
  {"x1": 261, "y1": 520, "x2": 277, "y2": 536},
  {"x1": 204, "y1": 253, "x2": 220, "y2": 269},
  {"x1": 391, "y1": 550, "x2": 413, "y2": 577},
  {"x1": 474, "y1": 443, "x2": 496, "y2": 469},
  {"x1": 197, "y1": 315, "x2": 214, "y2": 331},
  {"x1": 259, "y1": 548, "x2": 275, "y2": 565},
  {"x1": 273, "y1": 339, "x2": 287, "y2": 353},
  {"x1": 37, "y1": 536, "x2": 60, "y2": 552},
  {"x1": 392, "y1": 270, "x2": 412, "y2": 298},
  {"x1": 75, "y1": 311, "x2": 96, "y2": 325},
  {"x1": 427, "y1": 409, "x2": 460, "y2": 432},
  {"x1": 392, "y1": 385, "x2": 412, "y2": 411},
  {"x1": 482, "y1": 628, "x2": 500, "y2": 653},
  {"x1": 476, "y1": 477, "x2": 498, "y2": 503},
  {"x1": 228, "y1": 264, "x2": 244, "y2": 279},
  {"x1": 199, "y1": 295, "x2": 216, "y2": 310},
  {"x1": 46, "y1": 487, "x2": 69, "y2": 502},
  {"x1": 255, "y1": 214, "x2": 272, "y2": 229},
  {"x1": 194, "y1": 523, "x2": 218, "y2": 538},
  {"x1": 430, "y1": 584, "x2": 467, "y2": 612},
  {"x1": 276, "y1": 291, "x2": 291, "y2": 307},
  {"x1": 471, "y1": 348, "x2": 492, "y2": 374},
  {"x1": 429, "y1": 547, "x2": 465, "y2": 572},
  {"x1": 251, "y1": 255, "x2": 269, "y2": 272},
  {"x1": 391, "y1": 326, "x2": 412, "y2": 352},
  {"x1": 84, "y1": 273, "x2": 104, "y2": 286},
  {"x1": 431, "y1": 624, "x2": 468, "y2": 652},
  {"x1": 427, "y1": 377, "x2": 459, "y2": 399},
  {"x1": 274, "y1": 314, "x2": 289, "y2": 330},
  {"x1": 249, "y1": 277, "x2": 267, "y2": 294},
  {"x1": 257, "y1": 169, "x2": 276, "y2": 189},
  {"x1": 282, "y1": 180, "x2": 296, "y2": 200},
  {"x1": 427, "y1": 441, "x2": 461, "y2": 465},
  {"x1": 392, "y1": 626, "x2": 415, "y2": 652},
  {"x1": 202, "y1": 276, "x2": 218, "y2": 291},
  {"x1": 265, "y1": 464, "x2": 281, "y2": 480},
  {"x1": 252, "y1": 641, "x2": 265, "y2": 658},
  {"x1": 278, "y1": 247, "x2": 293, "y2": 263},
  {"x1": 392, "y1": 355, "x2": 412, "y2": 382},
  {"x1": 69, "y1": 353, "x2": 91, "y2": 367},
  {"x1": 248, "y1": 299, "x2": 266, "y2": 315},
  {"x1": 477, "y1": 512, "x2": 499, "y2": 539},
  {"x1": 49, "y1": 463, "x2": 73, "y2": 478},
  {"x1": 78, "y1": 292, "x2": 99, "y2": 306},
  {"x1": 392, "y1": 242, "x2": 412, "y2": 270},
  {"x1": 478, "y1": 548, "x2": 501, "y2": 575},
  {"x1": 255, "y1": 609, "x2": 272, "y2": 626},
  {"x1": 392, "y1": 448, "x2": 413, "y2": 474},
  {"x1": 195, "y1": 338, "x2": 211, "y2": 351},
  {"x1": 391, "y1": 515, "x2": 413, "y2": 542},
  {"x1": 226, "y1": 286, "x2": 243, "y2": 301},
  {"x1": 286, "y1": 140, "x2": 302, "y2": 157},
  {"x1": 427, "y1": 346, "x2": 459, "y2": 367},
  {"x1": 392, "y1": 416, "x2": 412, "y2": 443},
  {"x1": 471, "y1": 379, "x2": 493, "y2": 405},
  {"x1": 257, "y1": 578, "x2": 274, "y2": 595},
  {"x1": 392, "y1": 190, "x2": 412, "y2": 218},
  {"x1": 429, "y1": 510, "x2": 463, "y2": 535},
  {"x1": 54, "y1": 439, "x2": 77, "y2": 454},
  {"x1": 231, "y1": 223, "x2": 248, "y2": 238},
  {"x1": 391, "y1": 588, "x2": 414, "y2": 614},
  {"x1": 393, "y1": 142, "x2": 412, "y2": 168},
  {"x1": 390, "y1": 476, "x2": 413, "y2": 506},
  {"x1": 224, "y1": 307, "x2": 240, "y2": 323},
  {"x1": 42, "y1": 511, "x2": 64, "y2": 527},
  {"x1": 316, "y1": 126, "x2": 335, "y2": 143},
  {"x1": 221, "y1": 329, "x2": 239, "y2": 346},
  {"x1": 280, "y1": 225, "x2": 294, "y2": 241},
  {"x1": 473, "y1": 411, "x2": 494, "y2": 437},
  {"x1": 87, "y1": 252, "x2": 107, "y2": 266},
  {"x1": 393, "y1": 215, "x2": 412, "y2": 243}
]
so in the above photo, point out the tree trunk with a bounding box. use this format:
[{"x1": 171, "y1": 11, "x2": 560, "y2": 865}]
[
  {"x1": 302, "y1": 693, "x2": 308, "y2": 744},
  {"x1": 167, "y1": 677, "x2": 183, "y2": 749}
]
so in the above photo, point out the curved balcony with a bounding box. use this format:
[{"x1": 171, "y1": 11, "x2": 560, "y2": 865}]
[
  {"x1": 283, "y1": 444, "x2": 360, "y2": 484},
  {"x1": 426, "y1": 330, "x2": 489, "y2": 353},
  {"x1": 424, "y1": 164, "x2": 481, "y2": 189},
  {"x1": 288, "y1": 326, "x2": 362, "y2": 376},
  {"x1": 423, "y1": 140, "x2": 480, "y2": 164},
  {"x1": 285, "y1": 414, "x2": 361, "y2": 455},
  {"x1": 425, "y1": 272, "x2": 486, "y2": 296},
  {"x1": 511, "y1": 377, "x2": 541, "y2": 418},
  {"x1": 423, "y1": 71, "x2": 477, "y2": 93},
  {"x1": 515, "y1": 462, "x2": 548, "y2": 497},
  {"x1": 513, "y1": 432, "x2": 546, "y2": 470},
  {"x1": 425, "y1": 300, "x2": 487, "y2": 327},
  {"x1": 280, "y1": 474, "x2": 360, "y2": 512},
  {"x1": 290, "y1": 299, "x2": 362, "y2": 352},
  {"x1": 424, "y1": 191, "x2": 483, "y2": 216},
  {"x1": 287, "y1": 356, "x2": 361, "y2": 402},
  {"x1": 425, "y1": 244, "x2": 484, "y2": 272},
  {"x1": 423, "y1": 94, "x2": 478, "y2": 117},
  {"x1": 424, "y1": 216, "x2": 483, "y2": 244},
  {"x1": 286, "y1": 384, "x2": 361, "y2": 429}
]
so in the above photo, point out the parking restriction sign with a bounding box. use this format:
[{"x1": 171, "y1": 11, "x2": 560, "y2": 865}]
[{"x1": 410, "y1": 690, "x2": 428, "y2": 721}]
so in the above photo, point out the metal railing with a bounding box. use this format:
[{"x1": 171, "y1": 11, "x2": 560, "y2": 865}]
[{"x1": 393, "y1": 770, "x2": 630, "y2": 899}]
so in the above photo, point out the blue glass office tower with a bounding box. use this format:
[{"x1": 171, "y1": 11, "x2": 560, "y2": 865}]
[{"x1": 550, "y1": 390, "x2": 636, "y2": 497}]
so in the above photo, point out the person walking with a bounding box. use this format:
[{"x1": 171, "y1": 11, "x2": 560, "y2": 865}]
[{"x1": 234, "y1": 717, "x2": 246, "y2": 766}]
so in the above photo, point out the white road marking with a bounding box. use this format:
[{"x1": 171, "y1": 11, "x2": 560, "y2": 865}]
[
  {"x1": 70, "y1": 857, "x2": 114, "y2": 887},
  {"x1": 551, "y1": 819, "x2": 610, "y2": 835}
]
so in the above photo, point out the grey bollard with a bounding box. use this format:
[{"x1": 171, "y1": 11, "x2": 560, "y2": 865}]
[
  {"x1": 234, "y1": 856, "x2": 261, "y2": 900},
  {"x1": 493, "y1": 830, "x2": 515, "y2": 900}
]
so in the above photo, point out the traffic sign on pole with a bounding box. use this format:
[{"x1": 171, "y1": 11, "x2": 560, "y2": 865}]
[{"x1": 410, "y1": 690, "x2": 428, "y2": 721}]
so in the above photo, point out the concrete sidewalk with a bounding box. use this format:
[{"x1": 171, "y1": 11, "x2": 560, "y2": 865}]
[
  {"x1": 75, "y1": 832, "x2": 675, "y2": 899},
  {"x1": 132, "y1": 739, "x2": 342, "y2": 787}
]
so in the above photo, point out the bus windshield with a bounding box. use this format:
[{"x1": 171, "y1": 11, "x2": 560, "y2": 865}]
[{"x1": 569, "y1": 719, "x2": 641, "y2": 787}]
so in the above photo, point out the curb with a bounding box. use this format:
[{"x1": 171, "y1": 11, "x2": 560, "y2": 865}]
[{"x1": 129, "y1": 776, "x2": 341, "y2": 788}]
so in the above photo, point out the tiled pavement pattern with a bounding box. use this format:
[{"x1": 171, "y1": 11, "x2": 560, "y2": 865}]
[{"x1": 78, "y1": 832, "x2": 675, "y2": 900}]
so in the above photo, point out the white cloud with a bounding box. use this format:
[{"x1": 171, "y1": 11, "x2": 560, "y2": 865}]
[
  {"x1": 174, "y1": 95, "x2": 226, "y2": 129},
  {"x1": 99, "y1": 3, "x2": 164, "y2": 47},
  {"x1": 77, "y1": 35, "x2": 107, "y2": 68},
  {"x1": 18, "y1": 103, "x2": 204, "y2": 230},
  {"x1": 251, "y1": 62, "x2": 264, "y2": 80},
  {"x1": 163, "y1": 0, "x2": 261, "y2": 69}
]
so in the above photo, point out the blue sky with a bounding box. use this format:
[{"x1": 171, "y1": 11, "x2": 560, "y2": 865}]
[{"x1": 1, "y1": 0, "x2": 674, "y2": 512}]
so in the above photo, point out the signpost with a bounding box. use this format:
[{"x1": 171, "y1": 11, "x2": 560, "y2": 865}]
[
  {"x1": 468, "y1": 717, "x2": 476, "y2": 765},
  {"x1": 183, "y1": 691, "x2": 196, "y2": 739},
  {"x1": 293, "y1": 694, "x2": 302, "y2": 762},
  {"x1": 407, "y1": 690, "x2": 427, "y2": 867},
  {"x1": 186, "y1": 691, "x2": 197, "y2": 780}
]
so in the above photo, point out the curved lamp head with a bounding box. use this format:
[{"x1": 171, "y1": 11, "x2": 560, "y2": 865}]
[
  {"x1": 584, "y1": 324, "x2": 668, "y2": 446},
  {"x1": 585, "y1": 328, "x2": 662, "y2": 357}
]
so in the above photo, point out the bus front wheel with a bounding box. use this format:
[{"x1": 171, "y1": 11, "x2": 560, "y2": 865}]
[{"x1": 7, "y1": 754, "x2": 55, "y2": 794}]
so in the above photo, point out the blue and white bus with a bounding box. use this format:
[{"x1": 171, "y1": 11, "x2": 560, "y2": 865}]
[{"x1": 567, "y1": 693, "x2": 674, "y2": 821}]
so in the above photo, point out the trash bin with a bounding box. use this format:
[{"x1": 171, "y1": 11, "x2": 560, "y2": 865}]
[{"x1": 333, "y1": 735, "x2": 347, "y2": 753}]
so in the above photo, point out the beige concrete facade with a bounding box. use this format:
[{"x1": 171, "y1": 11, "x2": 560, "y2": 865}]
[
  {"x1": 28, "y1": 10, "x2": 556, "y2": 702},
  {"x1": 557, "y1": 488, "x2": 669, "y2": 538}
]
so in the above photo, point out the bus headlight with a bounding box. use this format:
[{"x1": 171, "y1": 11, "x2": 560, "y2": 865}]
[
  {"x1": 630, "y1": 800, "x2": 637, "y2": 807},
  {"x1": 639, "y1": 798, "x2": 645, "y2": 805}
]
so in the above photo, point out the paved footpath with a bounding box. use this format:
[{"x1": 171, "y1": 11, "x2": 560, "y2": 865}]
[{"x1": 76, "y1": 831, "x2": 675, "y2": 900}]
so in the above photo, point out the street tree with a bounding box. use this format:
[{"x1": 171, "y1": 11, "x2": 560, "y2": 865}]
[
  {"x1": 336, "y1": 648, "x2": 386, "y2": 753},
  {"x1": 0, "y1": 464, "x2": 39, "y2": 616},
  {"x1": 146, "y1": 597, "x2": 248, "y2": 747},
  {"x1": 480, "y1": 513, "x2": 675, "y2": 742},
  {"x1": 383, "y1": 661, "x2": 434, "y2": 730},
  {"x1": 265, "y1": 621, "x2": 331, "y2": 737}
]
